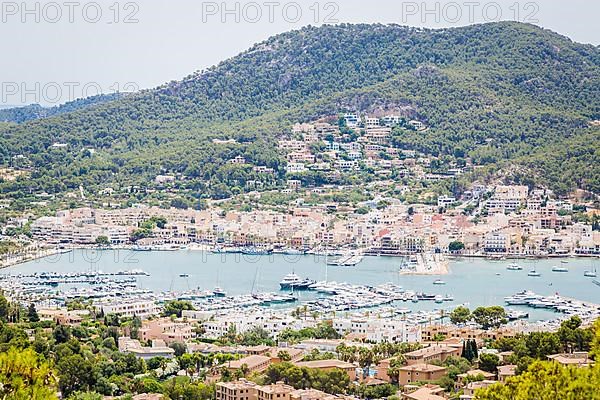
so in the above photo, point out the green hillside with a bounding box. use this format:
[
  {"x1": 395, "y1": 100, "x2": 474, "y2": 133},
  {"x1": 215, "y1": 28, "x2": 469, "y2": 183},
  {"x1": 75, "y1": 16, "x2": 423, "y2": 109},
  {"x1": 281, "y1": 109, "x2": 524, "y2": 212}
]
[
  {"x1": 0, "y1": 22, "x2": 598, "y2": 201},
  {"x1": 0, "y1": 93, "x2": 124, "y2": 124}
]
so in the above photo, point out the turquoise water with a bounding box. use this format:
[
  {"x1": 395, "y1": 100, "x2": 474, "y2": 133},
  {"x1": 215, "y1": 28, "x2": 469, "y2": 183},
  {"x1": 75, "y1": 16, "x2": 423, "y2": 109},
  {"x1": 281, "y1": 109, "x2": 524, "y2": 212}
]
[{"x1": 8, "y1": 250, "x2": 600, "y2": 321}]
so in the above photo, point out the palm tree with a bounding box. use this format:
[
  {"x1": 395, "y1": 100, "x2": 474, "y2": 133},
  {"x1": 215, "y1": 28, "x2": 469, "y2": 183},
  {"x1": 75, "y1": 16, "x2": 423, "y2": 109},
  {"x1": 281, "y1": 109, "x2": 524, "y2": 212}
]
[
  {"x1": 240, "y1": 363, "x2": 249, "y2": 377},
  {"x1": 386, "y1": 356, "x2": 406, "y2": 384}
]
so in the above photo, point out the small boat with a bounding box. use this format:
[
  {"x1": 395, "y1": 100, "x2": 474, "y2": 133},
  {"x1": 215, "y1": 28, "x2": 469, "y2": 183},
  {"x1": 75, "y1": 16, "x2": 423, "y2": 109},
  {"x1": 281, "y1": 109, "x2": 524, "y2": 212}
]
[
  {"x1": 132, "y1": 245, "x2": 152, "y2": 251},
  {"x1": 584, "y1": 267, "x2": 597, "y2": 278},
  {"x1": 433, "y1": 279, "x2": 446, "y2": 285},
  {"x1": 212, "y1": 287, "x2": 226, "y2": 297},
  {"x1": 443, "y1": 294, "x2": 454, "y2": 301},
  {"x1": 507, "y1": 309, "x2": 529, "y2": 320},
  {"x1": 592, "y1": 280, "x2": 600, "y2": 287},
  {"x1": 241, "y1": 247, "x2": 273, "y2": 255},
  {"x1": 179, "y1": 273, "x2": 190, "y2": 278},
  {"x1": 551, "y1": 266, "x2": 568, "y2": 273},
  {"x1": 528, "y1": 269, "x2": 541, "y2": 277},
  {"x1": 507, "y1": 263, "x2": 523, "y2": 271},
  {"x1": 434, "y1": 295, "x2": 443, "y2": 303},
  {"x1": 495, "y1": 273, "x2": 501, "y2": 276}
]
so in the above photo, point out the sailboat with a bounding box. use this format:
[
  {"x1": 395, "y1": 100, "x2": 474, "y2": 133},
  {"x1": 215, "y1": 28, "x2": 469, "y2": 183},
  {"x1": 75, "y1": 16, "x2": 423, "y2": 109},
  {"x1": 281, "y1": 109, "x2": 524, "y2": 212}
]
[
  {"x1": 213, "y1": 269, "x2": 226, "y2": 296},
  {"x1": 528, "y1": 268, "x2": 541, "y2": 277}
]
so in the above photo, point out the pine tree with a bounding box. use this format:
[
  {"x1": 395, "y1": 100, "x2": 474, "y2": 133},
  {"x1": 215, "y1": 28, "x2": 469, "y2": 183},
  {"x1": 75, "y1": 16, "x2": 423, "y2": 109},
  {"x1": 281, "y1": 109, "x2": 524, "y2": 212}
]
[
  {"x1": 27, "y1": 303, "x2": 39, "y2": 322},
  {"x1": 462, "y1": 340, "x2": 474, "y2": 361},
  {"x1": 471, "y1": 339, "x2": 479, "y2": 360}
]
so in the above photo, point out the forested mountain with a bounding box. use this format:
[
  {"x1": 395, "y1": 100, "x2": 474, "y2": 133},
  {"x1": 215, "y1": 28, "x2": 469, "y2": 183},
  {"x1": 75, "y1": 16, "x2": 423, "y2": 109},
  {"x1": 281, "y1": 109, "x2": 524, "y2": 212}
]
[
  {"x1": 0, "y1": 22, "x2": 598, "y2": 200},
  {"x1": 0, "y1": 93, "x2": 124, "y2": 123}
]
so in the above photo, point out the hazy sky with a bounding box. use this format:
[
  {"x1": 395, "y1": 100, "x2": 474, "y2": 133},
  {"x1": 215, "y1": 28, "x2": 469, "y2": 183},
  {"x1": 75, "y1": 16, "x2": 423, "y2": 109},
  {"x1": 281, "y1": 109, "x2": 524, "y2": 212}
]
[{"x1": 1, "y1": 0, "x2": 598, "y2": 105}]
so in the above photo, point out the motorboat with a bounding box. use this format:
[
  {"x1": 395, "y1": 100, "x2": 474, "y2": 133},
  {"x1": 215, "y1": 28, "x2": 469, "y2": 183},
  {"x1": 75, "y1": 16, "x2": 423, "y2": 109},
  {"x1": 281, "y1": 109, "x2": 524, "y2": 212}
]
[
  {"x1": 528, "y1": 269, "x2": 541, "y2": 277},
  {"x1": 416, "y1": 292, "x2": 437, "y2": 301},
  {"x1": 504, "y1": 290, "x2": 540, "y2": 305},
  {"x1": 433, "y1": 279, "x2": 446, "y2": 285},
  {"x1": 507, "y1": 263, "x2": 523, "y2": 270},
  {"x1": 179, "y1": 273, "x2": 190, "y2": 278},
  {"x1": 551, "y1": 266, "x2": 568, "y2": 273},
  {"x1": 434, "y1": 295, "x2": 444, "y2": 303},
  {"x1": 279, "y1": 273, "x2": 315, "y2": 290},
  {"x1": 584, "y1": 268, "x2": 597, "y2": 278},
  {"x1": 507, "y1": 309, "x2": 529, "y2": 320},
  {"x1": 132, "y1": 245, "x2": 152, "y2": 251},
  {"x1": 241, "y1": 247, "x2": 273, "y2": 255},
  {"x1": 212, "y1": 287, "x2": 227, "y2": 297}
]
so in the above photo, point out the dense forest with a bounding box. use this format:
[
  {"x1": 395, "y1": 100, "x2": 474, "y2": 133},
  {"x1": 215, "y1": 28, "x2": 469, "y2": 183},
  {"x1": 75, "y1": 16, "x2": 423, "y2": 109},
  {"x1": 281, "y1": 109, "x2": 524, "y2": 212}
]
[
  {"x1": 0, "y1": 93, "x2": 124, "y2": 124},
  {"x1": 0, "y1": 22, "x2": 598, "y2": 199}
]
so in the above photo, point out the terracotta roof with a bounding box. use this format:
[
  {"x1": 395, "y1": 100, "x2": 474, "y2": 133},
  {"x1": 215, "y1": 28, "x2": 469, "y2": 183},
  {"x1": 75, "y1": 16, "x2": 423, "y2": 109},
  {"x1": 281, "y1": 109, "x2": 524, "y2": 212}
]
[
  {"x1": 403, "y1": 387, "x2": 446, "y2": 400},
  {"x1": 399, "y1": 363, "x2": 446, "y2": 372},
  {"x1": 295, "y1": 360, "x2": 355, "y2": 369},
  {"x1": 497, "y1": 364, "x2": 516, "y2": 376},
  {"x1": 228, "y1": 355, "x2": 271, "y2": 369}
]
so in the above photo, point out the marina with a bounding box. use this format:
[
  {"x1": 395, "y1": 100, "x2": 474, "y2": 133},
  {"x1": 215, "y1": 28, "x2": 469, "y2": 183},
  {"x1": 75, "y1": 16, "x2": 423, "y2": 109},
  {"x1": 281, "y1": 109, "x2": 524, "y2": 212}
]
[
  {"x1": 2, "y1": 249, "x2": 599, "y2": 321},
  {"x1": 504, "y1": 290, "x2": 600, "y2": 321}
]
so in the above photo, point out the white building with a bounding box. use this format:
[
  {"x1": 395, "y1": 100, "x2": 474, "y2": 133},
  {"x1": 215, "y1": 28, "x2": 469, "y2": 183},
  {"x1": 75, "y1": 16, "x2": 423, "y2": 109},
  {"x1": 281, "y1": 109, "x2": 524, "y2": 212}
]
[
  {"x1": 382, "y1": 115, "x2": 402, "y2": 127},
  {"x1": 286, "y1": 163, "x2": 307, "y2": 173},
  {"x1": 437, "y1": 196, "x2": 456, "y2": 208},
  {"x1": 483, "y1": 232, "x2": 509, "y2": 253},
  {"x1": 95, "y1": 299, "x2": 157, "y2": 319},
  {"x1": 344, "y1": 113, "x2": 361, "y2": 127},
  {"x1": 364, "y1": 117, "x2": 380, "y2": 128},
  {"x1": 334, "y1": 317, "x2": 421, "y2": 343}
]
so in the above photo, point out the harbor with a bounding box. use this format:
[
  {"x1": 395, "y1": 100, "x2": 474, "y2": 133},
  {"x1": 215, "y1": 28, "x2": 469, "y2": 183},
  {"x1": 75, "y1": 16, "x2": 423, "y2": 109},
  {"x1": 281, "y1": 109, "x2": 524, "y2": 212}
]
[
  {"x1": 1, "y1": 249, "x2": 598, "y2": 322},
  {"x1": 504, "y1": 290, "x2": 600, "y2": 321}
]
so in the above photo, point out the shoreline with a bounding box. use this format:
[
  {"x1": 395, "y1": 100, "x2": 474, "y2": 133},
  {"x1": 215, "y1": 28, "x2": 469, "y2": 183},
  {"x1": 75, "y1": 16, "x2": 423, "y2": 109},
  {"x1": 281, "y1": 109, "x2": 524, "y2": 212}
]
[
  {"x1": 2, "y1": 243, "x2": 597, "y2": 273},
  {"x1": 0, "y1": 246, "x2": 71, "y2": 270},
  {"x1": 399, "y1": 253, "x2": 450, "y2": 276}
]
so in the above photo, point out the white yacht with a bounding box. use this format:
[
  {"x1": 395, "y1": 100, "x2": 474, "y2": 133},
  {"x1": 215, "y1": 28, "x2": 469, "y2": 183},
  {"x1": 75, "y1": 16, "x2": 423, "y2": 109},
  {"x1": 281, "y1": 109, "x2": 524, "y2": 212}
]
[
  {"x1": 279, "y1": 273, "x2": 302, "y2": 288},
  {"x1": 504, "y1": 290, "x2": 540, "y2": 305},
  {"x1": 584, "y1": 268, "x2": 597, "y2": 278},
  {"x1": 279, "y1": 273, "x2": 315, "y2": 290},
  {"x1": 528, "y1": 268, "x2": 541, "y2": 277},
  {"x1": 507, "y1": 263, "x2": 523, "y2": 270}
]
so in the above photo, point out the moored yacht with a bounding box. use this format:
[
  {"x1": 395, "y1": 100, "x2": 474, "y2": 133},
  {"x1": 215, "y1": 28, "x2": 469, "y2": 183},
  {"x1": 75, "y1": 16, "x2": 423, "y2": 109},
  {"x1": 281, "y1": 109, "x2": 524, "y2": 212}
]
[
  {"x1": 213, "y1": 287, "x2": 227, "y2": 297},
  {"x1": 279, "y1": 273, "x2": 315, "y2": 290},
  {"x1": 504, "y1": 290, "x2": 540, "y2": 305},
  {"x1": 584, "y1": 268, "x2": 597, "y2": 278},
  {"x1": 528, "y1": 268, "x2": 541, "y2": 277},
  {"x1": 507, "y1": 263, "x2": 523, "y2": 270},
  {"x1": 551, "y1": 266, "x2": 568, "y2": 272}
]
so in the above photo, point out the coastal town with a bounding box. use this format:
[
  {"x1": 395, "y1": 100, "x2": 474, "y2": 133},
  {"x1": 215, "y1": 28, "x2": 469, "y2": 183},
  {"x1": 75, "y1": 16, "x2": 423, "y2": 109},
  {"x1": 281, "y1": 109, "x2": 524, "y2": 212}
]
[
  {"x1": 3, "y1": 114, "x2": 597, "y2": 264},
  {"x1": 0, "y1": 113, "x2": 599, "y2": 400},
  {"x1": 1, "y1": 8, "x2": 599, "y2": 399}
]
